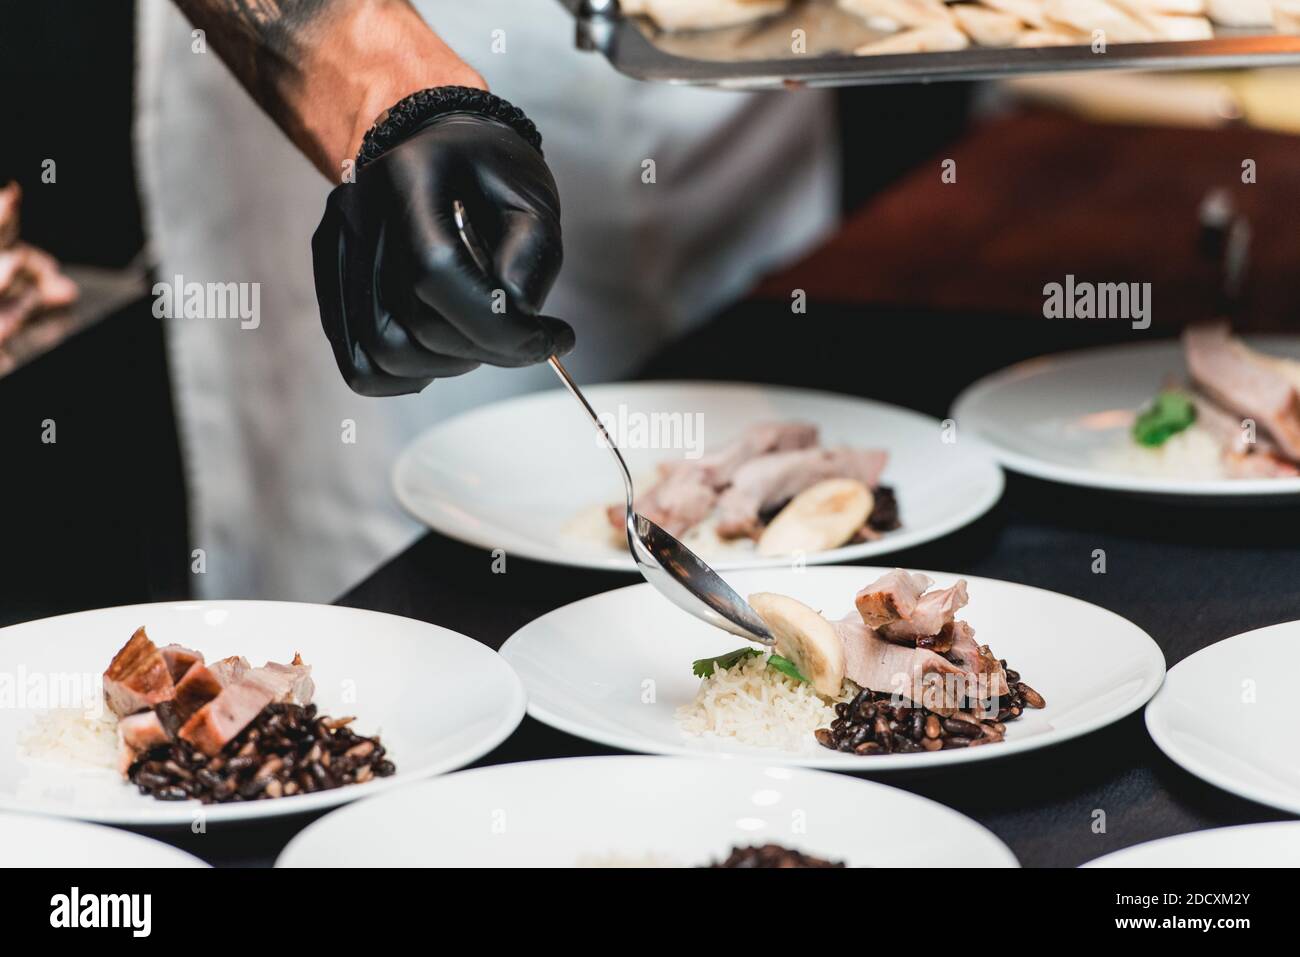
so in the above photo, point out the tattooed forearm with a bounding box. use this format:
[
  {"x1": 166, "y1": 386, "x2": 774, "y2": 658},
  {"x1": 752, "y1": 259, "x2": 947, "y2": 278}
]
[
  {"x1": 171, "y1": 1, "x2": 337, "y2": 142},
  {"x1": 169, "y1": 0, "x2": 485, "y2": 179}
]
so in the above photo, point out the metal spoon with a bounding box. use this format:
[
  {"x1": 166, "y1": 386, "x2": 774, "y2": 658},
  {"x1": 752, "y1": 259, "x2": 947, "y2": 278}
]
[{"x1": 453, "y1": 201, "x2": 774, "y2": 645}]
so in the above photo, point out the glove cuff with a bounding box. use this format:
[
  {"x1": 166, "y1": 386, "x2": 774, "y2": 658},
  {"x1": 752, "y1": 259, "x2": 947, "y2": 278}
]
[{"x1": 356, "y1": 86, "x2": 544, "y2": 170}]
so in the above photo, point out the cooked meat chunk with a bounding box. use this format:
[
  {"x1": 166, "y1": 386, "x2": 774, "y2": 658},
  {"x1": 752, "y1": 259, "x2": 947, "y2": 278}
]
[
  {"x1": 613, "y1": 469, "x2": 719, "y2": 537},
  {"x1": 659, "y1": 421, "x2": 819, "y2": 488},
  {"x1": 170, "y1": 663, "x2": 226, "y2": 724},
  {"x1": 177, "y1": 658, "x2": 314, "y2": 757},
  {"x1": 833, "y1": 615, "x2": 970, "y2": 715},
  {"x1": 178, "y1": 678, "x2": 275, "y2": 757},
  {"x1": 879, "y1": 580, "x2": 969, "y2": 644},
  {"x1": 1190, "y1": 389, "x2": 1300, "y2": 476},
  {"x1": 116, "y1": 711, "x2": 170, "y2": 774},
  {"x1": 1184, "y1": 324, "x2": 1300, "y2": 461},
  {"x1": 118, "y1": 710, "x2": 169, "y2": 750},
  {"x1": 103, "y1": 627, "x2": 176, "y2": 717},
  {"x1": 158, "y1": 644, "x2": 204, "y2": 683},
  {"x1": 207, "y1": 655, "x2": 251, "y2": 687},
  {"x1": 854, "y1": 569, "x2": 934, "y2": 629},
  {"x1": 716, "y1": 447, "x2": 887, "y2": 539},
  {"x1": 611, "y1": 421, "x2": 818, "y2": 536},
  {"x1": 256, "y1": 656, "x2": 315, "y2": 705},
  {"x1": 945, "y1": 620, "x2": 1009, "y2": 699}
]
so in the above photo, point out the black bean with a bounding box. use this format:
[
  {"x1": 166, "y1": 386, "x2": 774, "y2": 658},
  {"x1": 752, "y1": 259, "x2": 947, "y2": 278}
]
[
  {"x1": 815, "y1": 660, "x2": 1036, "y2": 758},
  {"x1": 942, "y1": 718, "x2": 983, "y2": 738}
]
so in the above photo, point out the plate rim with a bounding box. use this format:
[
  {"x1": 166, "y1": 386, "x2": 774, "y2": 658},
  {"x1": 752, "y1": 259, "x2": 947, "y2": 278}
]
[
  {"x1": 0, "y1": 811, "x2": 210, "y2": 867},
  {"x1": 0, "y1": 599, "x2": 527, "y2": 825},
  {"x1": 1145, "y1": 620, "x2": 1300, "y2": 816},
  {"x1": 392, "y1": 379, "x2": 1006, "y2": 571},
  {"x1": 1081, "y1": 820, "x2": 1300, "y2": 868},
  {"x1": 276, "y1": 753, "x2": 1020, "y2": 868},
  {"x1": 951, "y1": 336, "x2": 1300, "y2": 498},
  {"x1": 500, "y1": 565, "x2": 1167, "y2": 772}
]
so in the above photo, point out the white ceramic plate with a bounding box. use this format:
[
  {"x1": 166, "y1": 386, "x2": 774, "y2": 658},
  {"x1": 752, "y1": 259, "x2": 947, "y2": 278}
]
[
  {"x1": 0, "y1": 812, "x2": 207, "y2": 867},
  {"x1": 952, "y1": 336, "x2": 1300, "y2": 498},
  {"x1": 277, "y1": 756, "x2": 1017, "y2": 867},
  {"x1": 499, "y1": 566, "x2": 1165, "y2": 771},
  {"x1": 394, "y1": 381, "x2": 1004, "y2": 571},
  {"x1": 0, "y1": 601, "x2": 525, "y2": 825},
  {"x1": 1084, "y1": 822, "x2": 1300, "y2": 868},
  {"x1": 1146, "y1": 621, "x2": 1300, "y2": 815}
]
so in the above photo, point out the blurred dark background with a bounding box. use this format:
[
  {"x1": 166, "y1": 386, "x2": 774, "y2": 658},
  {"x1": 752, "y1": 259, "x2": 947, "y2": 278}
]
[
  {"x1": 0, "y1": 1, "x2": 975, "y2": 623},
  {"x1": 0, "y1": 0, "x2": 145, "y2": 266},
  {"x1": 0, "y1": 0, "x2": 185, "y2": 626},
  {"x1": 2, "y1": 2, "x2": 1298, "y2": 626}
]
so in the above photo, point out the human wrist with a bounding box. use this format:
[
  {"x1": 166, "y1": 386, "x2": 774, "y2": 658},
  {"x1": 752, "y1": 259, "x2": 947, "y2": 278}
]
[{"x1": 298, "y1": 1, "x2": 487, "y2": 180}]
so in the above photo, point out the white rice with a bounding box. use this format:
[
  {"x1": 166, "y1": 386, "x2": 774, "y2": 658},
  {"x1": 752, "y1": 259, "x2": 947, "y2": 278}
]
[
  {"x1": 676, "y1": 653, "x2": 845, "y2": 752},
  {"x1": 1097, "y1": 426, "x2": 1227, "y2": 480},
  {"x1": 18, "y1": 709, "x2": 120, "y2": 771}
]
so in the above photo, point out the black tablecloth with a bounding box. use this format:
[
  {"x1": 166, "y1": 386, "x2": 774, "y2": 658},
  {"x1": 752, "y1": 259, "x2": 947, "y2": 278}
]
[{"x1": 139, "y1": 303, "x2": 1300, "y2": 867}]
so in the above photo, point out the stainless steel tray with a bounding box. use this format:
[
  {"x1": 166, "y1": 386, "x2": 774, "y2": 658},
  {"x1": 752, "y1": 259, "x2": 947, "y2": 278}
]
[{"x1": 564, "y1": 0, "x2": 1300, "y2": 88}]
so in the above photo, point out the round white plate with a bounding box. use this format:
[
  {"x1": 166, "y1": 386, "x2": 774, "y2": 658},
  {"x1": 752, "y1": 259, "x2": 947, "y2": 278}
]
[
  {"x1": 1146, "y1": 621, "x2": 1300, "y2": 815},
  {"x1": 1084, "y1": 822, "x2": 1300, "y2": 868},
  {"x1": 500, "y1": 566, "x2": 1165, "y2": 771},
  {"x1": 0, "y1": 601, "x2": 525, "y2": 825},
  {"x1": 394, "y1": 381, "x2": 1003, "y2": 571},
  {"x1": 0, "y1": 812, "x2": 207, "y2": 867},
  {"x1": 277, "y1": 756, "x2": 1017, "y2": 867},
  {"x1": 952, "y1": 336, "x2": 1300, "y2": 498}
]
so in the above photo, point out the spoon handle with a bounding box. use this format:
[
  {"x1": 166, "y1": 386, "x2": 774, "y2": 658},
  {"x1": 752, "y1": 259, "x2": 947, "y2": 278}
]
[
  {"x1": 451, "y1": 200, "x2": 635, "y2": 510},
  {"x1": 545, "y1": 356, "x2": 636, "y2": 511}
]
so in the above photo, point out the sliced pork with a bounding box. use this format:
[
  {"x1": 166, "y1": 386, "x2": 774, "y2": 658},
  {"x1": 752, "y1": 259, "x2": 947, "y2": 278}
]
[
  {"x1": 716, "y1": 447, "x2": 888, "y2": 539},
  {"x1": 615, "y1": 470, "x2": 719, "y2": 537},
  {"x1": 116, "y1": 711, "x2": 170, "y2": 774},
  {"x1": 879, "y1": 580, "x2": 969, "y2": 644},
  {"x1": 854, "y1": 569, "x2": 933, "y2": 629},
  {"x1": 255, "y1": 656, "x2": 315, "y2": 704},
  {"x1": 179, "y1": 678, "x2": 276, "y2": 757},
  {"x1": 610, "y1": 421, "x2": 819, "y2": 536},
  {"x1": 1191, "y1": 390, "x2": 1300, "y2": 477},
  {"x1": 208, "y1": 655, "x2": 251, "y2": 687},
  {"x1": 176, "y1": 658, "x2": 314, "y2": 757},
  {"x1": 158, "y1": 644, "x2": 204, "y2": 683},
  {"x1": 103, "y1": 627, "x2": 176, "y2": 717},
  {"x1": 1224, "y1": 450, "x2": 1300, "y2": 479},
  {"x1": 833, "y1": 615, "x2": 971, "y2": 715},
  {"x1": 945, "y1": 620, "x2": 1009, "y2": 700},
  {"x1": 1184, "y1": 324, "x2": 1300, "y2": 461},
  {"x1": 170, "y1": 662, "x2": 225, "y2": 722},
  {"x1": 659, "y1": 421, "x2": 819, "y2": 487}
]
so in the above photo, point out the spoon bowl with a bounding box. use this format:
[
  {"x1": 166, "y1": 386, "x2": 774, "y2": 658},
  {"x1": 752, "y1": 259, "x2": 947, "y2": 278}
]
[
  {"x1": 453, "y1": 199, "x2": 773, "y2": 646},
  {"x1": 626, "y1": 512, "x2": 775, "y2": 644}
]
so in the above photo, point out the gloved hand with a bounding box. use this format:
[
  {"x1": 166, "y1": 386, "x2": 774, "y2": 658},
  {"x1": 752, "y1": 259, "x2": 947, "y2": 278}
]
[{"x1": 312, "y1": 89, "x2": 572, "y2": 397}]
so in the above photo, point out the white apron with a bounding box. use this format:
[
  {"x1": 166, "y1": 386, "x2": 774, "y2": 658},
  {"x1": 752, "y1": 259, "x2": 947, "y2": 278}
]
[{"x1": 135, "y1": 0, "x2": 839, "y2": 601}]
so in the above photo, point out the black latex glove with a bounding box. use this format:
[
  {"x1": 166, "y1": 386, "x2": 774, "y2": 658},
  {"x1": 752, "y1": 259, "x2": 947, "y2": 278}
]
[{"x1": 313, "y1": 104, "x2": 572, "y2": 397}]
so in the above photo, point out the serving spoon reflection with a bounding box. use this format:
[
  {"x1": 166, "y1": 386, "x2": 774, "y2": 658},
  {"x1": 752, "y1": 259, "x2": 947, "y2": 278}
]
[{"x1": 453, "y1": 201, "x2": 775, "y2": 645}]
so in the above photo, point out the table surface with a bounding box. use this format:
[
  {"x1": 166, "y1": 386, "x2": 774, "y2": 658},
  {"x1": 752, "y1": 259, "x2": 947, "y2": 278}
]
[{"x1": 138, "y1": 303, "x2": 1300, "y2": 867}]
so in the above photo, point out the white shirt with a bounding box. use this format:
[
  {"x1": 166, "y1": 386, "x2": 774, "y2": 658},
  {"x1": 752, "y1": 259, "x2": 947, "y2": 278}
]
[{"x1": 135, "y1": 0, "x2": 839, "y2": 601}]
